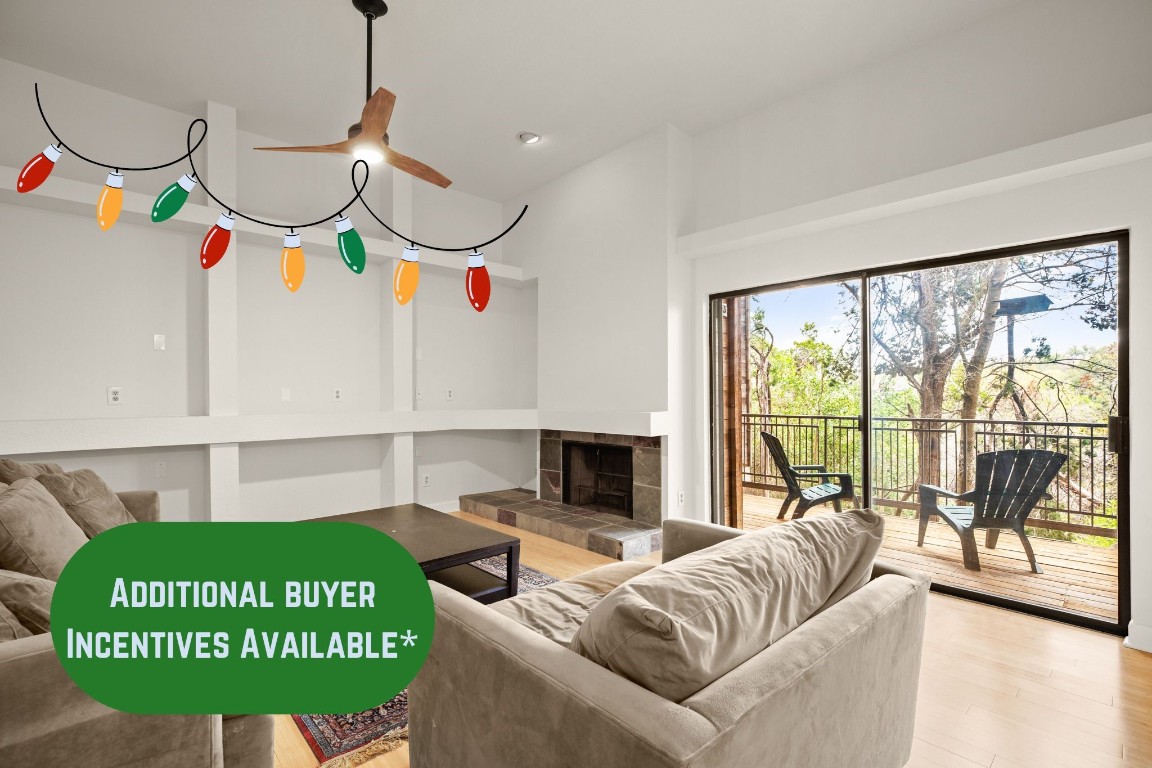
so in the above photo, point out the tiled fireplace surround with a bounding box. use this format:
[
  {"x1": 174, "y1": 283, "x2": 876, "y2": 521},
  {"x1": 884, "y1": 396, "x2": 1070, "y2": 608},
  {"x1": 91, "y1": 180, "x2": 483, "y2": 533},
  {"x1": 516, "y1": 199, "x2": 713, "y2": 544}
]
[
  {"x1": 458, "y1": 431, "x2": 664, "y2": 560},
  {"x1": 540, "y1": 430, "x2": 663, "y2": 527}
]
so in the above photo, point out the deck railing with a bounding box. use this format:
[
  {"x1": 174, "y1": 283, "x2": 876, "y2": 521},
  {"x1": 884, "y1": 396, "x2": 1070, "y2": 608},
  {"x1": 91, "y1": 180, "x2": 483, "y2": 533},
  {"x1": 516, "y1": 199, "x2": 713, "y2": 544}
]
[{"x1": 741, "y1": 413, "x2": 1117, "y2": 539}]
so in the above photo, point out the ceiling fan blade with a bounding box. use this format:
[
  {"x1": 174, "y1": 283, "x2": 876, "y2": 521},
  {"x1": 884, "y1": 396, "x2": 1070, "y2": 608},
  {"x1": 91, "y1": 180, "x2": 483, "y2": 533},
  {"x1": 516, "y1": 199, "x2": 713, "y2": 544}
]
[
  {"x1": 385, "y1": 148, "x2": 452, "y2": 188},
  {"x1": 254, "y1": 140, "x2": 351, "y2": 154},
  {"x1": 360, "y1": 88, "x2": 397, "y2": 134}
]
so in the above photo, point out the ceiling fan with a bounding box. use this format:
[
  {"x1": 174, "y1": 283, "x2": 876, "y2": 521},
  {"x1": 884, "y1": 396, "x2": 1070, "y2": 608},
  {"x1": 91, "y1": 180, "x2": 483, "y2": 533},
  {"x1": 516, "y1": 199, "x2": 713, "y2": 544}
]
[{"x1": 254, "y1": 0, "x2": 451, "y2": 189}]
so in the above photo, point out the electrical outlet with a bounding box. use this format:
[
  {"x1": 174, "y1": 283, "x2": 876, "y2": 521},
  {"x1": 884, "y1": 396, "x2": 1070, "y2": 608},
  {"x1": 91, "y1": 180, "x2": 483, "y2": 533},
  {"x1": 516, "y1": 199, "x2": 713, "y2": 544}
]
[
  {"x1": 678, "y1": 491, "x2": 685, "y2": 507},
  {"x1": 153, "y1": 334, "x2": 166, "y2": 351},
  {"x1": 155, "y1": 462, "x2": 168, "y2": 479},
  {"x1": 107, "y1": 386, "x2": 124, "y2": 406},
  {"x1": 446, "y1": 388, "x2": 454, "y2": 401},
  {"x1": 334, "y1": 387, "x2": 344, "y2": 402},
  {"x1": 421, "y1": 473, "x2": 431, "y2": 487},
  {"x1": 281, "y1": 387, "x2": 291, "y2": 402},
  {"x1": 416, "y1": 389, "x2": 423, "y2": 401}
]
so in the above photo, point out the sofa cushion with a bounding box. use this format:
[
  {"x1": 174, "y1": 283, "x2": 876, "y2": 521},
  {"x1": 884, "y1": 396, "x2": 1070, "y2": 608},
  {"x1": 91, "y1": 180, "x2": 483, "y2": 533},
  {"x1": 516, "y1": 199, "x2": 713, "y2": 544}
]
[
  {"x1": 0, "y1": 569, "x2": 55, "y2": 634},
  {"x1": 570, "y1": 509, "x2": 884, "y2": 701},
  {"x1": 0, "y1": 597, "x2": 33, "y2": 642},
  {"x1": 0, "y1": 478, "x2": 90, "y2": 580},
  {"x1": 36, "y1": 469, "x2": 136, "y2": 538},
  {"x1": 0, "y1": 458, "x2": 63, "y2": 485},
  {"x1": 491, "y1": 560, "x2": 654, "y2": 646}
]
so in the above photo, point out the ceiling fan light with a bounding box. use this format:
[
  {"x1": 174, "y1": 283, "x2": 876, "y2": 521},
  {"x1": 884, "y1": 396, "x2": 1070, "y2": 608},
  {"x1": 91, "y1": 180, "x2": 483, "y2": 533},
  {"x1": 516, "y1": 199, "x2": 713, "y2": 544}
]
[{"x1": 352, "y1": 145, "x2": 384, "y2": 164}]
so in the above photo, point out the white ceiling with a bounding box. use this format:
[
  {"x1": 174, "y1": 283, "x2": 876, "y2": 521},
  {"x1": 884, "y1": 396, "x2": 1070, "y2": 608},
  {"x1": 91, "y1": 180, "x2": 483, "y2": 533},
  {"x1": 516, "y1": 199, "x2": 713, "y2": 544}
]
[{"x1": 0, "y1": 0, "x2": 1017, "y2": 201}]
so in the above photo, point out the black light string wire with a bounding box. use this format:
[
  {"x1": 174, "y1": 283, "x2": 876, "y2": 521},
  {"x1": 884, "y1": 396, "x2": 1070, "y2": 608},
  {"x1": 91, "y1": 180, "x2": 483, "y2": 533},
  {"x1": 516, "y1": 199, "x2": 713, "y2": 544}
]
[
  {"x1": 35, "y1": 83, "x2": 205, "y2": 171},
  {"x1": 33, "y1": 83, "x2": 528, "y2": 253}
]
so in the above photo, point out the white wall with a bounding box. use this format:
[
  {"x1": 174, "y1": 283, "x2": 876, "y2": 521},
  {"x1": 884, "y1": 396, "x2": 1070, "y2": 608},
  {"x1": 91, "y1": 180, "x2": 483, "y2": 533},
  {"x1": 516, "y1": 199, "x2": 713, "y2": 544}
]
[
  {"x1": 691, "y1": 0, "x2": 1152, "y2": 232},
  {"x1": 237, "y1": 243, "x2": 383, "y2": 415},
  {"x1": 6, "y1": 447, "x2": 209, "y2": 522},
  {"x1": 505, "y1": 127, "x2": 675, "y2": 415},
  {"x1": 238, "y1": 436, "x2": 388, "y2": 522},
  {"x1": 0, "y1": 202, "x2": 206, "y2": 419},
  {"x1": 0, "y1": 58, "x2": 539, "y2": 522},
  {"x1": 414, "y1": 430, "x2": 537, "y2": 512}
]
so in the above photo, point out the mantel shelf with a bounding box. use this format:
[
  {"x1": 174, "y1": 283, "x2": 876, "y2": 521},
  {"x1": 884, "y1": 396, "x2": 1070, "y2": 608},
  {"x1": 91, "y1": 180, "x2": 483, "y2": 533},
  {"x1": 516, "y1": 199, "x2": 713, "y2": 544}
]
[
  {"x1": 0, "y1": 166, "x2": 526, "y2": 282},
  {"x1": 0, "y1": 410, "x2": 671, "y2": 455}
]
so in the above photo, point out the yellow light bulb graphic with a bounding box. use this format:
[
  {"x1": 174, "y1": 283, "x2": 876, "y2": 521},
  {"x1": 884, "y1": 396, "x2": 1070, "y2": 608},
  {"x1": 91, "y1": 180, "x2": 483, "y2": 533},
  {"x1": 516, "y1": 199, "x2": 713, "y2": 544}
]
[
  {"x1": 393, "y1": 246, "x2": 421, "y2": 305},
  {"x1": 96, "y1": 171, "x2": 124, "y2": 231},
  {"x1": 280, "y1": 232, "x2": 305, "y2": 292}
]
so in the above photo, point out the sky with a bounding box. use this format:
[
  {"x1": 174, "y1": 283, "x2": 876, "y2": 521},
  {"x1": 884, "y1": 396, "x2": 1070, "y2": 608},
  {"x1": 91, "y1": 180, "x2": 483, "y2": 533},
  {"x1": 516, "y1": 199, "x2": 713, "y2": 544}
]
[{"x1": 750, "y1": 269, "x2": 1116, "y2": 363}]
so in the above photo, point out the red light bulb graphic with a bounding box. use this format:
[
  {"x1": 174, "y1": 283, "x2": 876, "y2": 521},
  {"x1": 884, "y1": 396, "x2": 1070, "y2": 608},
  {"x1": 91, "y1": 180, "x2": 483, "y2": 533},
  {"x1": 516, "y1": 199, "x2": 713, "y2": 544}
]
[
  {"x1": 200, "y1": 212, "x2": 235, "y2": 269},
  {"x1": 16, "y1": 144, "x2": 62, "y2": 193},
  {"x1": 465, "y1": 250, "x2": 491, "y2": 312}
]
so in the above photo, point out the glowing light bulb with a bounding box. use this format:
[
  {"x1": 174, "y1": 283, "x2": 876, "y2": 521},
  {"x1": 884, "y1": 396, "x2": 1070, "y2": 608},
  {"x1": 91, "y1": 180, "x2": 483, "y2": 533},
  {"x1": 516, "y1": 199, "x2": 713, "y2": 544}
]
[
  {"x1": 281, "y1": 232, "x2": 305, "y2": 292},
  {"x1": 151, "y1": 173, "x2": 197, "y2": 222},
  {"x1": 393, "y1": 246, "x2": 420, "y2": 305},
  {"x1": 200, "y1": 212, "x2": 235, "y2": 269},
  {"x1": 16, "y1": 144, "x2": 63, "y2": 193},
  {"x1": 466, "y1": 250, "x2": 491, "y2": 312},
  {"x1": 352, "y1": 145, "x2": 384, "y2": 164},
  {"x1": 335, "y1": 215, "x2": 366, "y2": 274},
  {"x1": 96, "y1": 171, "x2": 124, "y2": 231}
]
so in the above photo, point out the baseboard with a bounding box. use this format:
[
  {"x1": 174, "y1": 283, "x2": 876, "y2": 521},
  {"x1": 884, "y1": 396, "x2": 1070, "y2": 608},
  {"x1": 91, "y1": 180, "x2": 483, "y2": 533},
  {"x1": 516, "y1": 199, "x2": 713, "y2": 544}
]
[
  {"x1": 1124, "y1": 622, "x2": 1152, "y2": 653},
  {"x1": 421, "y1": 500, "x2": 463, "y2": 513}
]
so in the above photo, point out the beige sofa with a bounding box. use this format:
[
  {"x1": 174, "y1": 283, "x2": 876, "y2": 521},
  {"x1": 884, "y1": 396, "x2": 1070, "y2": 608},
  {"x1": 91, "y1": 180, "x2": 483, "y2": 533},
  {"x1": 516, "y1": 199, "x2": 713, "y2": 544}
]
[
  {"x1": 410, "y1": 517, "x2": 930, "y2": 768},
  {"x1": 0, "y1": 486, "x2": 274, "y2": 768}
]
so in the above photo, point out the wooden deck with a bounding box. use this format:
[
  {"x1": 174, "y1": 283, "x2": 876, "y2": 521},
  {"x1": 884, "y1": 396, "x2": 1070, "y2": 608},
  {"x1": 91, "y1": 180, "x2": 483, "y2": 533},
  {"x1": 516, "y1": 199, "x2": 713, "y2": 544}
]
[{"x1": 742, "y1": 494, "x2": 1119, "y2": 622}]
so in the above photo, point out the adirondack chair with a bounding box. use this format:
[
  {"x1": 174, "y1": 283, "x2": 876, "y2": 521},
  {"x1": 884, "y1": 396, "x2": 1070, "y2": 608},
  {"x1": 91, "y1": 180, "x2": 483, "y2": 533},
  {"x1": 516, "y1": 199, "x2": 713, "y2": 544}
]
[
  {"x1": 760, "y1": 431, "x2": 855, "y2": 520},
  {"x1": 918, "y1": 449, "x2": 1067, "y2": 574}
]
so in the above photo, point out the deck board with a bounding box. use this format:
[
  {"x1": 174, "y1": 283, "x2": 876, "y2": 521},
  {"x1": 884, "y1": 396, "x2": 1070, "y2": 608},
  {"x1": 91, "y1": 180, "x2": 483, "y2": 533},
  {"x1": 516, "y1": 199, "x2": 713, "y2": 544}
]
[{"x1": 742, "y1": 494, "x2": 1119, "y2": 622}]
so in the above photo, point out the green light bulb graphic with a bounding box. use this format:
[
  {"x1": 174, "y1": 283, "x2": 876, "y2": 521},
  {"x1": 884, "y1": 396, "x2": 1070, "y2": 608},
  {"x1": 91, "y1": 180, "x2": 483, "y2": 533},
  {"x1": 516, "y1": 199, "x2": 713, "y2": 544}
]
[
  {"x1": 335, "y1": 215, "x2": 367, "y2": 274},
  {"x1": 151, "y1": 173, "x2": 197, "y2": 222}
]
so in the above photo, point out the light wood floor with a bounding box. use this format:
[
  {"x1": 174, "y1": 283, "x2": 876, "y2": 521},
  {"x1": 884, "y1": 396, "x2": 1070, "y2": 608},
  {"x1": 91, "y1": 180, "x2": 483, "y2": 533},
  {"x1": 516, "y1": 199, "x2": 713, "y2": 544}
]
[
  {"x1": 276, "y1": 512, "x2": 1152, "y2": 768},
  {"x1": 744, "y1": 494, "x2": 1119, "y2": 622}
]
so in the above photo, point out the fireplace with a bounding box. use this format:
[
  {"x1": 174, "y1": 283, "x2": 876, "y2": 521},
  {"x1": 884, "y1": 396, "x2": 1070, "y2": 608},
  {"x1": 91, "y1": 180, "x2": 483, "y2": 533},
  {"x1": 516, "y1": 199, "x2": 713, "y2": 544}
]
[
  {"x1": 540, "y1": 431, "x2": 663, "y2": 527},
  {"x1": 563, "y1": 442, "x2": 633, "y2": 517}
]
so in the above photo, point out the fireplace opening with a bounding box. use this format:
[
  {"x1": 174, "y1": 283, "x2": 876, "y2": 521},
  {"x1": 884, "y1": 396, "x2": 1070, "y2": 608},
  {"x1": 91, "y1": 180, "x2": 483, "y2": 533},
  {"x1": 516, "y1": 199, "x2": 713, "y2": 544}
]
[{"x1": 562, "y1": 441, "x2": 633, "y2": 518}]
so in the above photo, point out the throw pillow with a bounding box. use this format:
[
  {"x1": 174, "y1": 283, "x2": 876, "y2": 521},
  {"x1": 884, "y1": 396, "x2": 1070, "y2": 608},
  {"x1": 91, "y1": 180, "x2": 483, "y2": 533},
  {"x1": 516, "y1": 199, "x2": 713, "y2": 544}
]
[
  {"x1": 36, "y1": 469, "x2": 136, "y2": 538},
  {"x1": 0, "y1": 478, "x2": 89, "y2": 580},
  {"x1": 0, "y1": 569, "x2": 55, "y2": 634},
  {"x1": 570, "y1": 509, "x2": 884, "y2": 702},
  {"x1": 0, "y1": 597, "x2": 32, "y2": 642},
  {"x1": 0, "y1": 458, "x2": 64, "y2": 485}
]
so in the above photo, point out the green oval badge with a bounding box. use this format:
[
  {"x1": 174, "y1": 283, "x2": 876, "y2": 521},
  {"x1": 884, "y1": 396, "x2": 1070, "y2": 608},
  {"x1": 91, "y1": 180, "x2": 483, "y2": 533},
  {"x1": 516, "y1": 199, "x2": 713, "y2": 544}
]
[{"x1": 51, "y1": 522, "x2": 433, "y2": 714}]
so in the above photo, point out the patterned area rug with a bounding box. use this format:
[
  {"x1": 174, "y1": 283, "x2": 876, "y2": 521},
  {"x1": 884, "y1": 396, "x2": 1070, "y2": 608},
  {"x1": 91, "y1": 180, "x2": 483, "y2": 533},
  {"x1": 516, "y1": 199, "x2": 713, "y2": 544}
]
[{"x1": 292, "y1": 558, "x2": 557, "y2": 767}]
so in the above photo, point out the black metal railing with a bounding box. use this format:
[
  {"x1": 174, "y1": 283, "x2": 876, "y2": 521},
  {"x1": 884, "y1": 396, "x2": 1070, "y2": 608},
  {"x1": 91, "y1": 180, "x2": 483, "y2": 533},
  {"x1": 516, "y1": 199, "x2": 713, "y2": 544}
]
[{"x1": 742, "y1": 413, "x2": 1117, "y2": 539}]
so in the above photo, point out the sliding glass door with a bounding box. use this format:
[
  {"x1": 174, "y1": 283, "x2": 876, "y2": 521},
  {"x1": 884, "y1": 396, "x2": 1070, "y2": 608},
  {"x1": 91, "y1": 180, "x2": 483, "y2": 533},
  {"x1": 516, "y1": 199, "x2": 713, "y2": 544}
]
[{"x1": 711, "y1": 233, "x2": 1128, "y2": 633}]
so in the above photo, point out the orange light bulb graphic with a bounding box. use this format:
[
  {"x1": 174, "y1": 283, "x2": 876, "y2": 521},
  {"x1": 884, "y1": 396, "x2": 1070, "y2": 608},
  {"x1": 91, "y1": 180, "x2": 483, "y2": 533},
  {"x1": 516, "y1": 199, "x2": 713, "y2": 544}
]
[
  {"x1": 96, "y1": 171, "x2": 124, "y2": 231},
  {"x1": 280, "y1": 232, "x2": 305, "y2": 292},
  {"x1": 393, "y1": 246, "x2": 420, "y2": 305}
]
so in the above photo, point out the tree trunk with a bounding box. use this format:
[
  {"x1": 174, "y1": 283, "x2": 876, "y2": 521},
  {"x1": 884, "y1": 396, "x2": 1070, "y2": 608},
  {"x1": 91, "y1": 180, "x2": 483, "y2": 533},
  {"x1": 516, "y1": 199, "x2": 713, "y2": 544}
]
[
  {"x1": 958, "y1": 261, "x2": 1008, "y2": 491},
  {"x1": 915, "y1": 272, "x2": 945, "y2": 490}
]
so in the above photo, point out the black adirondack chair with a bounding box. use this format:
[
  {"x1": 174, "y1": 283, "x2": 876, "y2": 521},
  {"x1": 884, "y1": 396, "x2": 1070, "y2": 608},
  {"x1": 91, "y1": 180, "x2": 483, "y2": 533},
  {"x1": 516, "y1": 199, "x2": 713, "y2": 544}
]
[
  {"x1": 918, "y1": 449, "x2": 1067, "y2": 574},
  {"x1": 760, "y1": 431, "x2": 855, "y2": 520}
]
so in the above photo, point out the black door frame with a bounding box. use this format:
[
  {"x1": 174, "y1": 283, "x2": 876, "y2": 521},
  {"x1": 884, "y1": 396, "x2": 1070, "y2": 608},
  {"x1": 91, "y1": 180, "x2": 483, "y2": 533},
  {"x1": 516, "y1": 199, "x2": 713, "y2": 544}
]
[{"x1": 709, "y1": 230, "x2": 1130, "y2": 635}]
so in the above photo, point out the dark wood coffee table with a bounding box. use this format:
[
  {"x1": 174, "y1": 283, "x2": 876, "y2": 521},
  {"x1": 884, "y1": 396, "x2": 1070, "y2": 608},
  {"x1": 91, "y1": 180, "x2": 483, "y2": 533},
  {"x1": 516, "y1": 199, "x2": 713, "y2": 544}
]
[{"x1": 313, "y1": 504, "x2": 520, "y2": 603}]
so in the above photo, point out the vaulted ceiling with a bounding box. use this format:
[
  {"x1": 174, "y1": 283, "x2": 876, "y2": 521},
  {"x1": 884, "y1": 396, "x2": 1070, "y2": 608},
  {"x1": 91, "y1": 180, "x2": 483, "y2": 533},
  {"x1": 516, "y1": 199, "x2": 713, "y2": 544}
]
[{"x1": 0, "y1": 0, "x2": 1018, "y2": 201}]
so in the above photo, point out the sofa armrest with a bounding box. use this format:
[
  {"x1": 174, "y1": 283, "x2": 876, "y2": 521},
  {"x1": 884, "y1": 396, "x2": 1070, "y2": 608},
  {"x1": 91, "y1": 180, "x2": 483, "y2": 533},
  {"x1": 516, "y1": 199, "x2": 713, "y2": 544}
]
[
  {"x1": 117, "y1": 490, "x2": 160, "y2": 523},
  {"x1": 661, "y1": 519, "x2": 744, "y2": 563},
  {"x1": 872, "y1": 558, "x2": 932, "y2": 584},
  {"x1": 409, "y1": 582, "x2": 718, "y2": 768},
  {"x1": 681, "y1": 570, "x2": 930, "y2": 768},
  {"x1": 0, "y1": 633, "x2": 222, "y2": 767}
]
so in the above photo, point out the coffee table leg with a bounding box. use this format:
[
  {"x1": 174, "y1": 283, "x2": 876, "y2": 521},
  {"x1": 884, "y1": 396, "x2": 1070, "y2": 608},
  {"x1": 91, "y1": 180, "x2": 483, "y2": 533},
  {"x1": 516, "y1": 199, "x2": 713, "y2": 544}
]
[{"x1": 507, "y1": 542, "x2": 520, "y2": 597}]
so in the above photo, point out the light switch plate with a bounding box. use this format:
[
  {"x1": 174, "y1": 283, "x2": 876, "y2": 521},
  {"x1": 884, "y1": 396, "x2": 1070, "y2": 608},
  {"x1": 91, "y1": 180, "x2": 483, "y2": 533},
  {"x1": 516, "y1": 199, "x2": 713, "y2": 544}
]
[{"x1": 153, "y1": 334, "x2": 166, "y2": 351}]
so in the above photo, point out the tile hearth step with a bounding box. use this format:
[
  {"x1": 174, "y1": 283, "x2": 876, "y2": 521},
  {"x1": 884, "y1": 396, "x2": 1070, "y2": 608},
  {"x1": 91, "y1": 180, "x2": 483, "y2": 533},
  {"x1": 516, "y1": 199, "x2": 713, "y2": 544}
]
[{"x1": 460, "y1": 488, "x2": 662, "y2": 561}]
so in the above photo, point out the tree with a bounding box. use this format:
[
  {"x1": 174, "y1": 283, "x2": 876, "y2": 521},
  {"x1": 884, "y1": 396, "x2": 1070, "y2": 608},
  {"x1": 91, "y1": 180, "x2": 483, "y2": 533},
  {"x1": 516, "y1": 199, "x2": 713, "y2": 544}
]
[{"x1": 844, "y1": 244, "x2": 1117, "y2": 491}]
